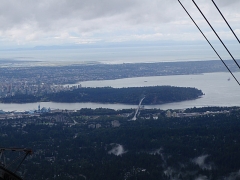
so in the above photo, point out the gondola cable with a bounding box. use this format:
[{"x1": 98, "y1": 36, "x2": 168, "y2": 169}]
[
  {"x1": 178, "y1": 0, "x2": 240, "y2": 86},
  {"x1": 212, "y1": 0, "x2": 240, "y2": 44},
  {"x1": 192, "y1": 0, "x2": 240, "y2": 70}
]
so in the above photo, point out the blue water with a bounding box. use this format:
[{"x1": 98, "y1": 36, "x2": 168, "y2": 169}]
[
  {"x1": 0, "y1": 72, "x2": 240, "y2": 111},
  {"x1": 79, "y1": 72, "x2": 240, "y2": 108}
]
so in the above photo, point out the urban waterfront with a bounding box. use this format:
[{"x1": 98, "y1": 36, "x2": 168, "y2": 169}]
[{"x1": 0, "y1": 72, "x2": 240, "y2": 112}]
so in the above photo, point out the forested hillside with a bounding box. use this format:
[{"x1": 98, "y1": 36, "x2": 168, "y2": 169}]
[
  {"x1": 0, "y1": 86, "x2": 203, "y2": 104},
  {"x1": 1, "y1": 107, "x2": 240, "y2": 179}
]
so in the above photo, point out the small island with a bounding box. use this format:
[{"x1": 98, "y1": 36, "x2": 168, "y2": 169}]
[{"x1": 0, "y1": 86, "x2": 203, "y2": 104}]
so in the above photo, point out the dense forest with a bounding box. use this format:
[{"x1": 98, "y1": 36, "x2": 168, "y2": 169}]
[
  {"x1": 1, "y1": 107, "x2": 240, "y2": 179},
  {"x1": 0, "y1": 86, "x2": 203, "y2": 104}
]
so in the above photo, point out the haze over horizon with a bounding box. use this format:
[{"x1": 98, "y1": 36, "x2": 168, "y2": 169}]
[{"x1": 0, "y1": 0, "x2": 240, "y2": 63}]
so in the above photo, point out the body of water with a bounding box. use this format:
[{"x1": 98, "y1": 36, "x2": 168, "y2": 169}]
[
  {"x1": 0, "y1": 72, "x2": 240, "y2": 111},
  {"x1": 0, "y1": 44, "x2": 229, "y2": 65}
]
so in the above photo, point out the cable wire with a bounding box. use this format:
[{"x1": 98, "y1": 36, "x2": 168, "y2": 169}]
[
  {"x1": 178, "y1": 0, "x2": 240, "y2": 86},
  {"x1": 212, "y1": 0, "x2": 240, "y2": 44},
  {"x1": 192, "y1": 0, "x2": 240, "y2": 70}
]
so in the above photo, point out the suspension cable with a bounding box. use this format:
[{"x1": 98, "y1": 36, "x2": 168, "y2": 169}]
[
  {"x1": 178, "y1": 0, "x2": 240, "y2": 85},
  {"x1": 212, "y1": 0, "x2": 240, "y2": 44},
  {"x1": 192, "y1": 0, "x2": 240, "y2": 70}
]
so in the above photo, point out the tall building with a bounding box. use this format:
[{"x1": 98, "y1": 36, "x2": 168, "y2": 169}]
[{"x1": 166, "y1": 110, "x2": 171, "y2": 118}]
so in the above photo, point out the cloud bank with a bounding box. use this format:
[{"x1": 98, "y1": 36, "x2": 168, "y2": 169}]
[{"x1": 0, "y1": 0, "x2": 240, "y2": 47}]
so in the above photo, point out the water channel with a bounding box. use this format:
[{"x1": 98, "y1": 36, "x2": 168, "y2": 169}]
[{"x1": 1, "y1": 72, "x2": 240, "y2": 111}]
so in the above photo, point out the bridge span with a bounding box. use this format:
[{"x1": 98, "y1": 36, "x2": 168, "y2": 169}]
[{"x1": 132, "y1": 97, "x2": 145, "y2": 120}]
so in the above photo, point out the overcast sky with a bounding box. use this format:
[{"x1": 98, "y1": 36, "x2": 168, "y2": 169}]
[{"x1": 0, "y1": 0, "x2": 240, "y2": 62}]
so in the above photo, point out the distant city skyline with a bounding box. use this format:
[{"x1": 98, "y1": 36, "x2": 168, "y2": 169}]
[{"x1": 0, "y1": 0, "x2": 240, "y2": 63}]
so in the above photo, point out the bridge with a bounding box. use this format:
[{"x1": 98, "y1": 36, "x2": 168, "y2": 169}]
[{"x1": 132, "y1": 97, "x2": 145, "y2": 121}]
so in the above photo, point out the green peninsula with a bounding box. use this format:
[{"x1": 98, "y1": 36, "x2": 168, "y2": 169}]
[{"x1": 0, "y1": 86, "x2": 203, "y2": 104}]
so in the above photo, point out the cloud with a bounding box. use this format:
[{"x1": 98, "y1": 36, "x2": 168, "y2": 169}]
[
  {"x1": 195, "y1": 175, "x2": 208, "y2": 180},
  {"x1": 0, "y1": 0, "x2": 176, "y2": 28},
  {"x1": 235, "y1": 29, "x2": 240, "y2": 35},
  {"x1": 224, "y1": 170, "x2": 240, "y2": 180},
  {"x1": 108, "y1": 144, "x2": 127, "y2": 156},
  {"x1": 149, "y1": 148, "x2": 163, "y2": 155},
  {"x1": 163, "y1": 167, "x2": 176, "y2": 178},
  {"x1": 192, "y1": 155, "x2": 214, "y2": 171},
  {"x1": 214, "y1": 0, "x2": 240, "y2": 7},
  {"x1": 149, "y1": 148, "x2": 168, "y2": 165},
  {"x1": 0, "y1": 0, "x2": 240, "y2": 47}
]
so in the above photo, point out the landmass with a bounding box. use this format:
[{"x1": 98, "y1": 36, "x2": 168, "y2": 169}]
[
  {"x1": 1, "y1": 106, "x2": 240, "y2": 180},
  {"x1": 0, "y1": 86, "x2": 203, "y2": 104},
  {"x1": 0, "y1": 60, "x2": 237, "y2": 99},
  {"x1": 0, "y1": 60, "x2": 238, "y2": 180}
]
